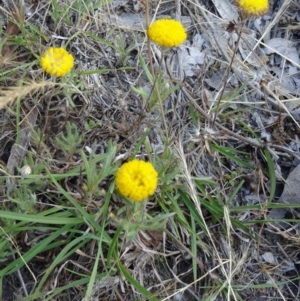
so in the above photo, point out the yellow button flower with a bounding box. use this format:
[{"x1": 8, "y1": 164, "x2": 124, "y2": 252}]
[
  {"x1": 116, "y1": 159, "x2": 158, "y2": 202},
  {"x1": 236, "y1": 0, "x2": 269, "y2": 17},
  {"x1": 147, "y1": 19, "x2": 187, "y2": 48},
  {"x1": 40, "y1": 47, "x2": 74, "y2": 77}
]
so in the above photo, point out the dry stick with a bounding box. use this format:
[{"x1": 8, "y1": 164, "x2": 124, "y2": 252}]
[
  {"x1": 238, "y1": 33, "x2": 272, "y2": 77},
  {"x1": 243, "y1": 0, "x2": 292, "y2": 64},
  {"x1": 212, "y1": 26, "x2": 243, "y2": 127},
  {"x1": 175, "y1": 0, "x2": 181, "y2": 20},
  {"x1": 183, "y1": 87, "x2": 300, "y2": 160},
  {"x1": 10, "y1": 247, "x2": 29, "y2": 297},
  {"x1": 182, "y1": 87, "x2": 262, "y2": 148}
]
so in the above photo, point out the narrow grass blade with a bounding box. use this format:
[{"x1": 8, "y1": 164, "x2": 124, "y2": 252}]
[
  {"x1": 210, "y1": 143, "x2": 254, "y2": 169},
  {"x1": 0, "y1": 224, "x2": 70, "y2": 276},
  {"x1": 45, "y1": 167, "x2": 111, "y2": 242},
  {"x1": 117, "y1": 261, "x2": 160, "y2": 301},
  {"x1": 0, "y1": 210, "x2": 82, "y2": 224},
  {"x1": 264, "y1": 149, "x2": 276, "y2": 204},
  {"x1": 84, "y1": 240, "x2": 102, "y2": 301},
  {"x1": 36, "y1": 235, "x2": 90, "y2": 292},
  {"x1": 180, "y1": 191, "x2": 208, "y2": 235},
  {"x1": 107, "y1": 224, "x2": 123, "y2": 267}
]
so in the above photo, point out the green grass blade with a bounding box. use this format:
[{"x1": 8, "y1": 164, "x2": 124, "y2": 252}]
[
  {"x1": 210, "y1": 143, "x2": 254, "y2": 169},
  {"x1": 36, "y1": 235, "x2": 90, "y2": 292},
  {"x1": 0, "y1": 224, "x2": 70, "y2": 276},
  {"x1": 117, "y1": 261, "x2": 160, "y2": 301},
  {"x1": 84, "y1": 240, "x2": 102, "y2": 301},
  {"x1": 0, "y1": 210, "x2": 82, "y2": 224},
  {"x1": 264, "y1": 149, "x2": 276, "y2": 204},
  {"x1": 180, "y1": 191, "x2": 208, "y2": 235},
  {"x1": 45, "y1": 167, "x2": 111, "y2": 243}
]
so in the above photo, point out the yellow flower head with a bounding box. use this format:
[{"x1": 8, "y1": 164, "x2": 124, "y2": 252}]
[
  {"x1": 116, "y1": 159, "x2": 158, "y2": 202},
  {"x1": 236, "y1": 0, "x2": 269, "y2": 17},
  {"x1": 147, "y1": 19, "x2": 187, "y2": 48},
  {"x1": 40, "y1": 47, "x2": 74, "y2": 77}
]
